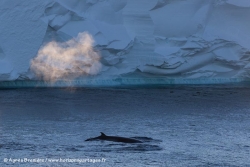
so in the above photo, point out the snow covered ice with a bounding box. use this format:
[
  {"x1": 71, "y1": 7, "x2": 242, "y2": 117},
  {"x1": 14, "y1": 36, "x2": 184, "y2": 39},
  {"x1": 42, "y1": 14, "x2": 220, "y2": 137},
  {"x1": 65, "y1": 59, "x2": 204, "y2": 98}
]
[{"x1": 1, "y1": 0, "x2": 250, "y2": 86}]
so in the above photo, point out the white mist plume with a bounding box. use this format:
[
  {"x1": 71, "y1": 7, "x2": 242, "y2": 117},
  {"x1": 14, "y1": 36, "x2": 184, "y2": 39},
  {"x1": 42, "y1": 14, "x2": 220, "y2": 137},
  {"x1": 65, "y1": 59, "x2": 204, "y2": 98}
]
[{"x1": 30, "y1": 32, "x2": 101, "y2": 82}]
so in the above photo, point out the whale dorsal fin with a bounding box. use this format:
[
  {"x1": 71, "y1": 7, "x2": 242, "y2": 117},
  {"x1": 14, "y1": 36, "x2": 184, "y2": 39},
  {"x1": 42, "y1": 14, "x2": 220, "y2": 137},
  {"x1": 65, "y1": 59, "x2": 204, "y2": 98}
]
[{"x1": 100, "y1": 132, "x2": 106, "y2": 136}]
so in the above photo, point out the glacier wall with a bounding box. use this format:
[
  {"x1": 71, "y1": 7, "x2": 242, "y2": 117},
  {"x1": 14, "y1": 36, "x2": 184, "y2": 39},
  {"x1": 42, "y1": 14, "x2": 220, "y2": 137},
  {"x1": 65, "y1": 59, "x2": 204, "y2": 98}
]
[{"x1": 1, "y1": 0, "x2": 250, "y2": 85}]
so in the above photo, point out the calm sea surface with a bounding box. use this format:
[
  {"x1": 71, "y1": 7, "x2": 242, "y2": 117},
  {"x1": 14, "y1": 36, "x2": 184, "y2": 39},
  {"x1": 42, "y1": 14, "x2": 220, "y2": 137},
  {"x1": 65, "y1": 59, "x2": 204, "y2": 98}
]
[{"x1": 0, "y1": 87, "x2": 250, "y2": 166}]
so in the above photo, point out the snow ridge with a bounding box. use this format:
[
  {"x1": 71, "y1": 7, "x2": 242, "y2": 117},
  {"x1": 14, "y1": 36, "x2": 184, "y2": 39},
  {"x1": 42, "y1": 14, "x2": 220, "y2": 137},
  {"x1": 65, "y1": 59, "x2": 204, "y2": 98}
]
[{"x1": 0, "y1": 0, "x2": 250, "y2": 85}]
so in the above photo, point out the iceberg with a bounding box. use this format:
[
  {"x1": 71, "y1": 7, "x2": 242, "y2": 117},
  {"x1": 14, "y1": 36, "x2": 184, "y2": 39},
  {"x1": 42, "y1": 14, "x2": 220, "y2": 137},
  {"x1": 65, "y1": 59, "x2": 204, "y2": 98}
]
[{"x1": 0, "y1": 0, "x2": 250, "y2": 87}]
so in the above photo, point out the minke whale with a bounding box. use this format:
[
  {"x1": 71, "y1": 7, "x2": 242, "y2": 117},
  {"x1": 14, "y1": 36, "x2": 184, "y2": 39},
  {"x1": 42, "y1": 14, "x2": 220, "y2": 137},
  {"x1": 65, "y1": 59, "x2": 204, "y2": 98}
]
[{"x1": 85, "y1": 132, "x2": 143, "y2": 143}]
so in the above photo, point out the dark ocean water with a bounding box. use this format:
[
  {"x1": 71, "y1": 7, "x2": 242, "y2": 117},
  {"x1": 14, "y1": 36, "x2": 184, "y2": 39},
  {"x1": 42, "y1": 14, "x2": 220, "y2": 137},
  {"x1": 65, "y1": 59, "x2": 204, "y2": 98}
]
[{"x1": 0, "y1": 87, "x2": 250, "y2": 167}]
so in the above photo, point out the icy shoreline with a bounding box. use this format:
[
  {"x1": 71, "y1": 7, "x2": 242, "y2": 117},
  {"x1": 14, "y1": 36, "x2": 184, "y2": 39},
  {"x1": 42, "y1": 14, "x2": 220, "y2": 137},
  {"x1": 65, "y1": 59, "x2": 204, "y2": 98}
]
[{"x1": 0, "y1": 78, "x2": 248, "y2": 88}]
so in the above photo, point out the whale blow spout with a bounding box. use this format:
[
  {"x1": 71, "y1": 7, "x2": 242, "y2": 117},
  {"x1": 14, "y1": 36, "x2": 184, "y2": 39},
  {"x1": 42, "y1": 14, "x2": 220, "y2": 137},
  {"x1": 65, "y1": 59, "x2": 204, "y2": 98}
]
[{"x1": 85, "y1": 132, "x2": 143, "y2": 143}]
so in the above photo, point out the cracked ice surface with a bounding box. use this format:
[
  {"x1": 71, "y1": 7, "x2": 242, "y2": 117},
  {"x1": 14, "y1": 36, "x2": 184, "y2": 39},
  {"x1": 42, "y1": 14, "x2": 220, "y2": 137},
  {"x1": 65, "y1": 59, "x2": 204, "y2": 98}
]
[{"x1": 0, "y1": 0, "x2": 250, "y2": 85}]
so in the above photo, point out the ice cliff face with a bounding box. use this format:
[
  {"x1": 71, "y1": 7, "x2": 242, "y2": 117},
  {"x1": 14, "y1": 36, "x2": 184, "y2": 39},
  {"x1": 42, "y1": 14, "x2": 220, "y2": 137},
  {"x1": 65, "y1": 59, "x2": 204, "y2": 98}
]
[{"x1": 0, "y1": 0, "x2": 250, "y2": 84}]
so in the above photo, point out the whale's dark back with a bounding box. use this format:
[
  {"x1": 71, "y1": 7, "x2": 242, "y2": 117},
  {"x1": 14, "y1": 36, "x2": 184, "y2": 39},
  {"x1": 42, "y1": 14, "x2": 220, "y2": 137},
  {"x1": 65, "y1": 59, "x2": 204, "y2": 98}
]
[
  {"x1": 85, "y1": 132, "x2": 143, "y2": 143},
  {"x1": 104, "y1": 136, "x2": 142, "y2": 143}
]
